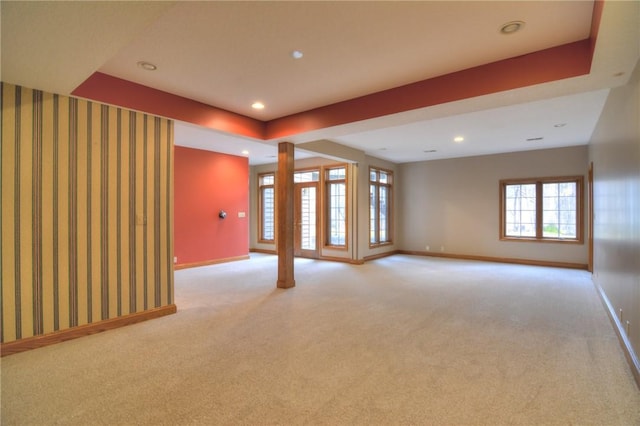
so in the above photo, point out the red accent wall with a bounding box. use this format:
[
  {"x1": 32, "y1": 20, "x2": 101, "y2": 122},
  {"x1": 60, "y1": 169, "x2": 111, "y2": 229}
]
[{"x1": 174, "y1": 146, "x2": 249, "y2": 265}]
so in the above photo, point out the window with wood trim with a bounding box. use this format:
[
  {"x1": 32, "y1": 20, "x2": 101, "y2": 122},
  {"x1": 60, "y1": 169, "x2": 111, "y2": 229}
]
[
  {"x1": 294, "y1": 169, "x2": 319, "y2": 183},
  {"x1": 500, "y1": 176, "x2": 583, "y2": 243},
  {"x1": 325, "y1": 166, "x2": 347, "y2": 248},
  {"x1": 258, "y1": 173, "x2": 275, "y2": 242},
  {"x1": 370, "y1": 167, "x2": 393, "y2": 246}
]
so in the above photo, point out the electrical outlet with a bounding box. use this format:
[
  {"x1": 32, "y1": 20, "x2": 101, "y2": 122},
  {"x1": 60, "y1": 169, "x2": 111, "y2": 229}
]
[
  {"x1": 440, "y1": 246, "x2": 445, "y2": 252},
  {"x1": 173, "y1": 256, "x2": 177, "y2": 264},
  {"x1": 425, "y1": 245, "x2": 430, "y2": 251}
]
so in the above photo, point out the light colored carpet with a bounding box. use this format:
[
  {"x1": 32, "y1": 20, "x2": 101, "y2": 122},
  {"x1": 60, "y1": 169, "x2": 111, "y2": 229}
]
[{"x1": 2, "y1": 254, "x2": 639, "y2": 425}]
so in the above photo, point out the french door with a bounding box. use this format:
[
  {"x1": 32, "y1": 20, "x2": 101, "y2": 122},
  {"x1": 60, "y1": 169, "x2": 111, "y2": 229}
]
[{"x1": 294, "y1": 182, "x2": 319, "y2": 258}]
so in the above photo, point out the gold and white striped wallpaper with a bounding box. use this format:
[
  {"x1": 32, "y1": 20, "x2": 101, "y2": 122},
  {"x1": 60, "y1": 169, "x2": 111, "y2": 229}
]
[{"x1": 1, "y1": 82, "x2": 174, "y2": 344}]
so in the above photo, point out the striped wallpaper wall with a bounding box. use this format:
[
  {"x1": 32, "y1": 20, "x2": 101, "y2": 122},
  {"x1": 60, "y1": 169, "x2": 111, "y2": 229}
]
[{"x1": 1, "y1": 82, "x2": 174, "y2": 344}]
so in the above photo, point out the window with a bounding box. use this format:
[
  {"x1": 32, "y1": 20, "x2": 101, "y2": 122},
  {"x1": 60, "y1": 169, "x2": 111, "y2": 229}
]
[
  {"x1": 258, "y1": 173, "x2": 275, "y2": 242},
  {"x1": 294, "y1": 170, "x2": 319, "y2": 183},
  {"x1": 500, "y1": 176, "x2": 583, "y2": 243},
  {"x1": 370, "y1": 167, "x2": 393, "y2": 246},
  {"x1": 325, "y1": 166, "x2": 347, "y2": 247}
]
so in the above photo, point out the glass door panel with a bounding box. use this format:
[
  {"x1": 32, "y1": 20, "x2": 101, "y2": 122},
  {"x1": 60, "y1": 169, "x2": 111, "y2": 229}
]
[{"x1": 295, "y1": 183, "x2": 319, "y2": 258}]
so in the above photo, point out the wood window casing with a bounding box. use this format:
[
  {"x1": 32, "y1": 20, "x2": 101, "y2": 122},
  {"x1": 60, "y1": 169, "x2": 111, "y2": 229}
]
[
  {"x1": 499, "y1": 175, "x2": 584, "y2": 244},
  {"x1": 258, "y1": 173, "x2": 275, "y2": 243},
  {"x1": 369, "y1": 167, "x2": 393, "y2": 247},
  {"x1": 324, "y1": 165, "x2": 349, "y2": 250}
]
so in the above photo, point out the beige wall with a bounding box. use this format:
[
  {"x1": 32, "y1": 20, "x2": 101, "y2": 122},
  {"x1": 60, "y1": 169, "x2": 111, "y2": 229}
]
[
  {"x1": 398, "y1": 146, "x2": 589, "y2": 265},
  {"x1": 589, "y1": 59, "x2": 640, "y2": 363}
]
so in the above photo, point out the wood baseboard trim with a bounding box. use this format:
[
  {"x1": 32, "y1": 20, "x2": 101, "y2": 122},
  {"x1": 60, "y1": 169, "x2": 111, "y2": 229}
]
[
  {"x1": 249, "y1": 248, "x2": 277, "y2": 255},
  {"x1": 363, "y1": 250, "x2": 401, "y2": 262},
  {"x1": 318, "y1": 255, "x2": 365, "y2": 265},
  {"x1": 593, "y1": 280, "x2": 640, "y2": 390},
  {"x1": 250, "y1": 249, "x2": 365, "y2": 264},
  {"x1": 1, "y1": 304, "x2": 177, "y2": 357},
  {"x1": 397, "y1": 250, "x2": 588, "y2": 270},
  {"x1": 174, "y1": 255, "x2": 250, "y2": 270}
]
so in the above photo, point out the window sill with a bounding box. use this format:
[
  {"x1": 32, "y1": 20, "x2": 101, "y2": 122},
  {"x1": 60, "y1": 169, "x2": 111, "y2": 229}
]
[
  {"x1": 324, "y1": 245, "x2": 348, "y2": 251},
  {"x1": 369, "y1": 242, "x2": 393, "y2": 249},
  {"x1": 500, "y1": 236, "x2": 583, "y2": 244}
]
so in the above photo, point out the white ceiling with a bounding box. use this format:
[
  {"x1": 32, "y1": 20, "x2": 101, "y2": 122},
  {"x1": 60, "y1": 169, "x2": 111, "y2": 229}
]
[
  {"x1": 2, "y1": 1, "x2": 639, "y2": 165},
  {"x1": 333, "y1": 89, "x2": 611, "y2": 163}
]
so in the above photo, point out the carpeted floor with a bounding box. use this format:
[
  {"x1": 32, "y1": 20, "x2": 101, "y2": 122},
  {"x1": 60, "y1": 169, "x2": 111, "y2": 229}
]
[{"x1": 2, "y1": 254, "x2": 639, "y2": 425}]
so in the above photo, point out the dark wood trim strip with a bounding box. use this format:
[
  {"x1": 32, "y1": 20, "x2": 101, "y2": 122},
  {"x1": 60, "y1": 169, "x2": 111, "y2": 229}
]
[
  {"x1": 174, "y1": 255, "x2": 250, "y2": 270},
  {"x1": 397, "y1": 250, "x2": 588, "y2": 270},
  {"x1": 250, "y1": 248, "x2": 586, "y2": 270},
  {"x1": 593, "y1": 280, "x2": 640, "y2": 390},
  {"x1": 1, "y1": 304, "x2": 177, "y2": 357},
  {"x1": 318, "y1": 255, "x2": 365, "y2": 265},
  {"x1": 250, "y1": 248, "x2": 277, "y2": 255},
  {"x1": 363, "y1": 250, "x2": 400, "y2": 262},
  {"x1": 249, "y1": 250, "x2": 365, "y2": 265}
]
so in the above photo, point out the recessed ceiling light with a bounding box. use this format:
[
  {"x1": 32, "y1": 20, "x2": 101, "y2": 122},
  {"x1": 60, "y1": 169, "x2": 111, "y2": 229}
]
[
  {"x1": 137, "y1": 61, "x2": 157, "y2": 71},
  {"x1": 241, "y1": 150, "x2": 249, "y2": 155},
  {"x1": 378, "y1": 147, "x2": 387, "y2": 151},
  {"x1": 423, "y1": 149, "x2": 437, "y2": 153},
  {"x1": 613, "y1": 71, "x2": 625, "y2": 77},
  {"x1": 251, "y1": 102, "x2": 265, "y2": 110},
  {"x1": 291, "y1": 50, "x2": 304, "y2": 59},
  {"x1": 500, "y1": 21, "x2": 525, "y2": 35},
  {"x1": 453, "y1": 136, "x2": 464, "y2": 143},
  {"x1": 554, "y1": 123, "x2": 567, "y2": 128},
  {"x1": 526, "y1": 137, "x2": 544, "y2": 141}
]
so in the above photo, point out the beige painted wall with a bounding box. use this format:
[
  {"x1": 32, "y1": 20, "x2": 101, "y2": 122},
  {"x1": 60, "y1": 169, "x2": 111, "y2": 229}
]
[
  {"x1": 589, "y1": 59, "x2": 640, "y2": 362},
  {"x1": 398, "y1": 146, "x2": 589, "y2": 265}
]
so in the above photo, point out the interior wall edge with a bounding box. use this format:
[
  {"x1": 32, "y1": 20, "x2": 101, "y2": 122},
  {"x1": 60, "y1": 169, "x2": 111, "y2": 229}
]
[
  {"x1": 174, "y1": 255, "x2": 250, "y2": 271},
  {"x1": 593, "y1": 278, "x2": 640, "y2": 389}
]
